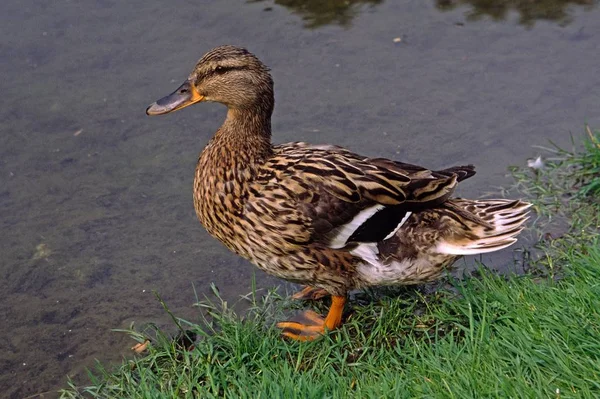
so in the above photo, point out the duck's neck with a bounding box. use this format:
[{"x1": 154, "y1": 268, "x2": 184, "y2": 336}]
[{"x1": 211, "y1": 106, "x2": 273, "y2": 166}]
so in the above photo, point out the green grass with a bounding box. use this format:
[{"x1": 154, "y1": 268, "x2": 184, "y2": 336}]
[
  {"x1": 508, "y1": 125, "x2": 600, "y2": 239},
  {"x1": 60, "y1": 128, "x2": 600, "y2": 399}
]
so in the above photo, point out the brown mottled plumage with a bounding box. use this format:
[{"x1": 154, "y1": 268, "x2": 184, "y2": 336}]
[{"x1": 146, "y1": 45, "x2": 531, "y2": 341}]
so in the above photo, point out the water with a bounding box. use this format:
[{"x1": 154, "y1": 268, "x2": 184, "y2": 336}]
[{"x1": 1, "y1": 0, "x2": 599, "y2": 397}]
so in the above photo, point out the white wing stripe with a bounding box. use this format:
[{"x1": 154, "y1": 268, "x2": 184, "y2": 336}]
[
  {"x1": 384, "y1": 211, "x2": 412, "y2": 240},
  {"x1": 328, "y1": 205, "x2": 385, "y2": 249}
]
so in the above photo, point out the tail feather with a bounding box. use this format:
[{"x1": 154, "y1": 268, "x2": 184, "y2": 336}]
[
  {"x1": 438, "y1": 165, "x2": 476, "y2": 182},
  {"x1": 435, "y1": 199, "x2": 531, "y2": 255}
]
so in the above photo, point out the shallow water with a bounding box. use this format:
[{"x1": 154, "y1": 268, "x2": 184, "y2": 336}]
[{"x1": 1, "y1": 0, "x2": 599, "y2": 397}]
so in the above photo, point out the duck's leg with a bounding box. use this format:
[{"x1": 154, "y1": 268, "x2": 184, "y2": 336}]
[
  {"x1": 291, "y1": 286, "x2": 329, "y2": 300},
  {"x1": 276, "y1": 295, "x2": 346, "y2": 341}
]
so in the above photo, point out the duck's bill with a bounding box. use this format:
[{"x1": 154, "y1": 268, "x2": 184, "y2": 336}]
[{"x1": 146, "y1": 80, "x2": 205, "y2": 115}]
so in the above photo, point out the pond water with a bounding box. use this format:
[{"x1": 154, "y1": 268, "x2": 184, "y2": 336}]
[{"x1": 1, "y1": 0, "x2": 599, "y2": 397}]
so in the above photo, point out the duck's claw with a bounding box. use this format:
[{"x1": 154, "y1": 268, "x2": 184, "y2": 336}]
[
  {"x1": 291, "y1": 286, "x2": 329, "y2": 301},
  {"x1": 277, "y1": 310, "x2": 328, "y2": 341},
  {"x1": 276, "y1": 295, "x2": 346, "y2": 341}
]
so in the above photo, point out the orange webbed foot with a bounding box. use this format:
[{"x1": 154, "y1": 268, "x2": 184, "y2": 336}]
[
  {"x1": 277, "y1": 310, "x2": 328, "y2": 341},
  {"x1": 276, "y1": 295, "x2": 346, "y2": 341},
  {"x1": 290, "y1": 286, "x2": 329, "y2": 301}
]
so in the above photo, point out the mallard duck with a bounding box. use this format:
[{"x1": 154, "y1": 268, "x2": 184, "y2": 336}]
[{"x1": 146, "y1": 45, "x2": 531, "y2": 341}]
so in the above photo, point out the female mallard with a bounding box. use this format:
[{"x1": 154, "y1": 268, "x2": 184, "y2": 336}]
[{"x1": 146, "y1": 45, "x2": 530, "y2": 341}]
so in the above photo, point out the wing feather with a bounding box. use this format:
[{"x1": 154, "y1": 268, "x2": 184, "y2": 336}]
[{"x1": 254, "y1": 142, "x2": 475, "y2": 249}]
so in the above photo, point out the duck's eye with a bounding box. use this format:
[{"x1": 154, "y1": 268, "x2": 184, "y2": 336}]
[{"x1": 215, "y1": 66, "x2": 227, "y2": 74}]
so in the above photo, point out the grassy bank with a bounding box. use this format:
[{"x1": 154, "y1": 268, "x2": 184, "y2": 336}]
[{"x1": 60, "y1": 129, "x2": 600, "y2": 399}]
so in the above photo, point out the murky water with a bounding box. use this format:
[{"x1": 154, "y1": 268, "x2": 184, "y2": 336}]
[{"x1": 1, "y1": 0, "x2": 599, "y2": 397}]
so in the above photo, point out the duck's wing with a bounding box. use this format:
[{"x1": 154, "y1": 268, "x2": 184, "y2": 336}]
[{"x1": 252, "y1": 143, "x2": 475, "y2": 249}]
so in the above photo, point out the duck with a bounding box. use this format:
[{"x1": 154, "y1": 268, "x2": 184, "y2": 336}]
[{"x1": 146, "y1": 45, "x2": 531, "y2": 341}]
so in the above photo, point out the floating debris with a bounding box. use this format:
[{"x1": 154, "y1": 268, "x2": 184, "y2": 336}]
[
  {"x1": 32, "y1": 243, "x2": 51, "y2": 260},
  {"x1": 131, "y1": 339, "x2": 150, "y2": 354},
  {"x1": 73, "y1": 129, "x2": 83, "y2": 136},
  {"x1": 527, "y1": 156, "x2": 544, "y2": 170}
]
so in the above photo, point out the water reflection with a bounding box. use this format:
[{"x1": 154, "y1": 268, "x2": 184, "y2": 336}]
[
  {"x1": 436, "y1": 0, "x2": 597, "y2": 27},
  {"x1": 253, "y1": 0, "x2": 597, "y2": 28},
  {"x1": 249, "y1": 0, "x2": 383, "y2": 28}
]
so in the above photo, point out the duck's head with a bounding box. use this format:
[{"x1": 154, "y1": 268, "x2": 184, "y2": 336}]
[{"x1": 146, "y1": 45, "x2": 274, "y2": 116}]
